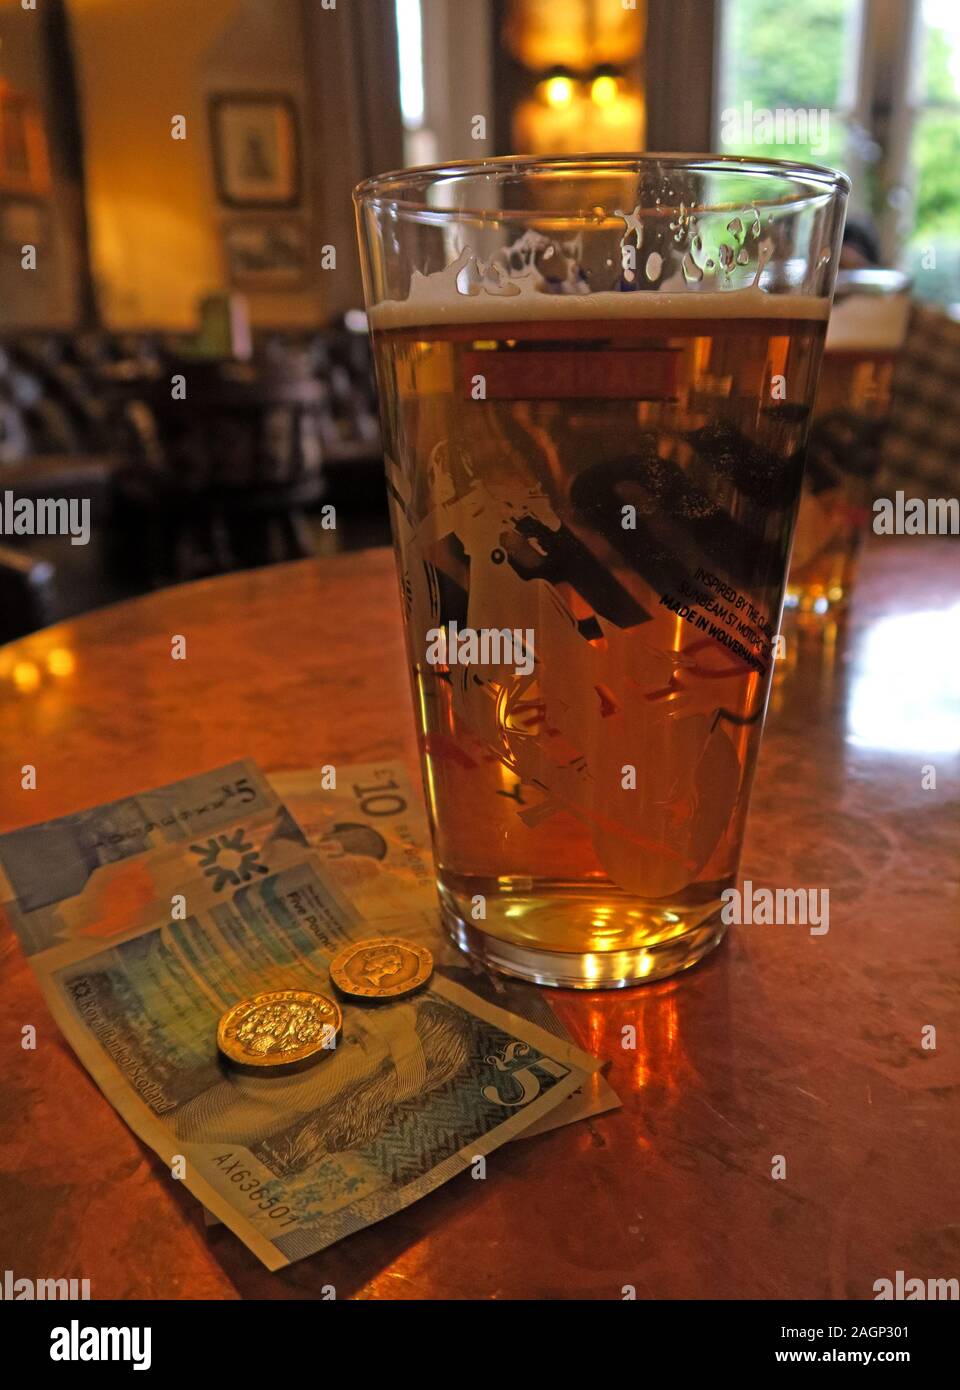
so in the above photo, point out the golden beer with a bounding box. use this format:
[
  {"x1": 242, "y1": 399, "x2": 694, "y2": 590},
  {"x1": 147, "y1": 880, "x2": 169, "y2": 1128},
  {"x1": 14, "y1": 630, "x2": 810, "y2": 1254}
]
[
  {"x1": 787, "y1": 281, "x2": 908, "y2": 616},
  {"x1": 370, "y1": 294, "x2": 826, "y2": 981}
]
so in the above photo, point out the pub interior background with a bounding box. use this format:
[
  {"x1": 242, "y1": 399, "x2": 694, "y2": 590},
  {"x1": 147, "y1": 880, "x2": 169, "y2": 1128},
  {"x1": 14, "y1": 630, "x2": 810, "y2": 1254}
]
[{"x1": 0, "y1": 0, "x2": 957, "y2": 643}]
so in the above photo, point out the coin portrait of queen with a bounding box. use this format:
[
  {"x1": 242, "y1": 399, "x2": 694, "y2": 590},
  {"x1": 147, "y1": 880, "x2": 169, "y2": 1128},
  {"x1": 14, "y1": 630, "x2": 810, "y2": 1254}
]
[
  {"x1": 172, "y1": 997, "x2": 472, "y2": 1175},
  {"x1": 351, "y1": 943, "x2": 406, "y2": 987}
]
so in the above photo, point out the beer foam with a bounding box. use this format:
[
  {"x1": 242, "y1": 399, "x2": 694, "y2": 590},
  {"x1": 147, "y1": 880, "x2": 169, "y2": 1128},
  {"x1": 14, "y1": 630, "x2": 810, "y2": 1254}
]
[
  {"x1": 824, "y1": 292, "x2": 910, "y2": 352},
  {"x1": 368, "y1": 256, "x2": 830, "y2": 330}
]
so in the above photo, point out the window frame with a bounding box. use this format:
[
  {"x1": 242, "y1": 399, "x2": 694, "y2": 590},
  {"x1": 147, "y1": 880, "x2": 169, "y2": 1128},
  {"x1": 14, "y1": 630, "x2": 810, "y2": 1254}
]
[{"x1": 712, "y1": 0, "x2": 936, "y2": 274}]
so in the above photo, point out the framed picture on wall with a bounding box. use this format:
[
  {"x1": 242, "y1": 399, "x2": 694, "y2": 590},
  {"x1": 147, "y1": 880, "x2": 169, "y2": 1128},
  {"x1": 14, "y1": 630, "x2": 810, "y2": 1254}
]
[
  {"x1": 223, "y1": 219, "x2": 308, "y2": 288},
  {"x1": 0, "y1": 198, "x2": 48, "y2": 251},
  {"x1": 209, "y1": 94, "x2": 300, "y2": 208}
]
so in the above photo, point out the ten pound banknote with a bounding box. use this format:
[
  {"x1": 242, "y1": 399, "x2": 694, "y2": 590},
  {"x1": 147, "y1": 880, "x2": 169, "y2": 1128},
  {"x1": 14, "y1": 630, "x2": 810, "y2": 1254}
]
[{"x1": 0, "y1": 762, "x2": 615, "y2": 1269}]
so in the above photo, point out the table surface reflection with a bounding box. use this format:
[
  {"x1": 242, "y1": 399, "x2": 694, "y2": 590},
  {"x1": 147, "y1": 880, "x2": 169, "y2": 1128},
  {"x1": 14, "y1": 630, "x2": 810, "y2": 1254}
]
[{"x1": 0, "y1": 539, "x2": 957, "y2": 1300}]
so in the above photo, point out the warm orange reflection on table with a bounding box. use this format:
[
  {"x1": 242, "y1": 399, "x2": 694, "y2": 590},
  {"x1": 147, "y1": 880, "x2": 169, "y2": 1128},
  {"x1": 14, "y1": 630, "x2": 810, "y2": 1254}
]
[{"x1": 0, "y1": 539, "x2": 957, "y2": 1299}]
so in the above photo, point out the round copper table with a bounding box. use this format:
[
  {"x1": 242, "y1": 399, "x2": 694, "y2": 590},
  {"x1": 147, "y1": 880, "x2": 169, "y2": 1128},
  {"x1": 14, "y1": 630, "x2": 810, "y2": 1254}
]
[{"x1": 0, "y1": 540, "x2": 957, "y2": 1299}]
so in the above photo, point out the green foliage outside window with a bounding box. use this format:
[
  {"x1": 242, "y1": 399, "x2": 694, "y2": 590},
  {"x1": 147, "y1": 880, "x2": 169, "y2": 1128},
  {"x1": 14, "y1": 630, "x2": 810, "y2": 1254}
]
[{"x1": 721, "y1": 0, "x2": 960, "y2": 305}]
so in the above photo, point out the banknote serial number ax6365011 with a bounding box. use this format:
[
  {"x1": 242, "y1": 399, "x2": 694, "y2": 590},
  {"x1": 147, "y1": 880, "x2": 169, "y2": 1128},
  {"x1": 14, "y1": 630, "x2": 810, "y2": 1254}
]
[{"x1": 211, "y1": 1153, "x2": 297, "y2": 1227}]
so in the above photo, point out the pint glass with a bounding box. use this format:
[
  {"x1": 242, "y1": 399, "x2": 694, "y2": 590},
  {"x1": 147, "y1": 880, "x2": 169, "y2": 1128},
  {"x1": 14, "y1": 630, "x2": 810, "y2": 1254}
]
[
  {"x1": 355, "y1": 156, "x2": 847, "y2": 987},
  {"x1": 786, "y1": 269, "x2": 909, "y2": 618}
]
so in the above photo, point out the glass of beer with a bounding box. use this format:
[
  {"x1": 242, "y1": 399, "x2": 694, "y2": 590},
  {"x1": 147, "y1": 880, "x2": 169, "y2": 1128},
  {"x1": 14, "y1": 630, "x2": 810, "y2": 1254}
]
[
  {"x1": 355, "y1": 156, "x2": 847, "y2": 988},
  {"x1": 785, "y1": 269, "x2": 909, "y2": 619}
]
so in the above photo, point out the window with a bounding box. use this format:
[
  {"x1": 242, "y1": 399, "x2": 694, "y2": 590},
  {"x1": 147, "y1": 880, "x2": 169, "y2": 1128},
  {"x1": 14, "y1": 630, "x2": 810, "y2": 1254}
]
[
  {"x1": 717, "y1": 0, "x2": 960, "y2": 308},
  {"x1": 718, "y1": 0, "x2": 864, "y2": 173},
  {"x1": 395, "y1": 0, "x2": 435, "y2": 165},
  {"x1": 904, "y1": 0, "x2": 960, "y2": 303}
]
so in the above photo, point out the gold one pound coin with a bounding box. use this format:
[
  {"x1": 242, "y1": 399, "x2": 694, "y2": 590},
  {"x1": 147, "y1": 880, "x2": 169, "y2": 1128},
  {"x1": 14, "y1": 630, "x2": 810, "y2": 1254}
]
[
  {"x1": 217, "y1": 989, "x2": 342, "y2": 1067},
  {"x1": 329, "y1": 937, "x2": 433, "y2": 1000}
]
